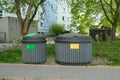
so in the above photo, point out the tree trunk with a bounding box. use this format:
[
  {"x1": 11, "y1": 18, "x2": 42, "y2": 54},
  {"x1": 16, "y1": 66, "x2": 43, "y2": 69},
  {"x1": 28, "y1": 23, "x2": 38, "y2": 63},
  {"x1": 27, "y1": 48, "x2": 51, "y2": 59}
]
[
  {"x1": 111, "y1": 23, "x2": 117, "y2": 41},
  {"x1": 15, "y1": 0, "x2": 45, "y2": 36},
  {"x1": 21, "y1": 22, "x2": 29, "y2": 36}
]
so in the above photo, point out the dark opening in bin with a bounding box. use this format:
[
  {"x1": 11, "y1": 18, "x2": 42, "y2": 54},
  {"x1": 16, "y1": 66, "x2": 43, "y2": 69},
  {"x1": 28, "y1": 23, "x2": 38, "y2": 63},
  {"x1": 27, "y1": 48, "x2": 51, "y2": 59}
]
[
  {"x1": 55, "y1": 33, "x2": 92, "y2": 65},
  {"x1": 22, "y1": 34, "x2": 46, "y2": 64}
]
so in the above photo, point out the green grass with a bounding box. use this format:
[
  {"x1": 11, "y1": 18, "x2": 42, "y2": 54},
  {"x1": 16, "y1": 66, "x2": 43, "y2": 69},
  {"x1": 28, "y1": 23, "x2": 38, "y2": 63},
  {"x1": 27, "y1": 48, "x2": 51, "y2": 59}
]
[
  {"x1": 46, "y1": 44, "x2": 55, "y2": 56},
  {"x1": 0, "y1": 44, "x2": 55, "y2": 64},
  {"x1": 93, "y1": 41, "x2": 120, "y2": 66},
  {"x1": 0, "y1": 41, "x2": 120, "y2": 66},
  {"x1": 0, "y1": 78, "x2": 9, "y2": 80},
  {"x1": 0, "y1": 46, "x2": 22, "y2": 63}
]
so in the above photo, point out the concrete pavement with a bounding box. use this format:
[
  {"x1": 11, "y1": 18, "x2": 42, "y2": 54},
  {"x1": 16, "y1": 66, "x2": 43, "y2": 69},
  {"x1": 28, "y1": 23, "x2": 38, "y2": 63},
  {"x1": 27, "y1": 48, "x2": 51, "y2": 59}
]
[{"x1": 0, "y1": 64, "x2": 120, "y2": 80}]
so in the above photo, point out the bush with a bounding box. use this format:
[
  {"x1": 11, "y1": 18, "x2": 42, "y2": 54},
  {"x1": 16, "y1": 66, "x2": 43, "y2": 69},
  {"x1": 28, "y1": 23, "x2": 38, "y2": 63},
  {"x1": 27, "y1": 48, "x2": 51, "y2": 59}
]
[
  {"x1": 62, "y1": 30, "x2": 71, "y2": 34},
  {"x1": 49, "y1": 23, "x2": 65, "y2": 36}
]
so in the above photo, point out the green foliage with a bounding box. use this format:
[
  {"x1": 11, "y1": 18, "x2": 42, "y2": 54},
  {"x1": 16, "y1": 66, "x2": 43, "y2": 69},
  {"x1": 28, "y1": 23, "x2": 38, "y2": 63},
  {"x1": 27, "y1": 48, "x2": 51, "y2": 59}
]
[
  {"x1": 0, "y1": 78, "x2": 8, "y2": 80},
  {"x1": 49, "y1": 23, "x2": 65, "y2": 36},
  {"x1": 67, "y1": 0, "x2": 120, "y2": 40},
  {"x1": 77, "y1": 24, "x2": 88, "y2": 34},
  {"x1": 62, "y1": 30, "x2": 71, "y2": 34},
  {"x1": 99, "y1": 0, "x2": 120, "y2": 40},
  {"x1": 99, "y1": 15, "x2": 112, "y2": 27},
  {"x1": 1, "y1": 0, "x2": 14, "y2": 13},
  {"x1": 117, "y1": 23, "x2": 120, "y2": 32},
  {"x1": 93, "y1": 40, "x2": 120, "y2": 66},
  {"x1": 1, "y1": 0, "x2": 40, "y2": 14},
  {"x1": 68, "y1": 0, "x2": 101, "y2": 33},
  {"x1": 99, "y1": 0, "x2": 120, "y2": 32}
]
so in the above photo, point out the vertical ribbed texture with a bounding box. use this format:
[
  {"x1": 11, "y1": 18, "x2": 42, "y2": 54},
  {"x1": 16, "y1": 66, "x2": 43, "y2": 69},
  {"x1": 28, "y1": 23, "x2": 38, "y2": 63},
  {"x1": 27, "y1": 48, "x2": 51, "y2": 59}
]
[
  {"x1": 22, "y1": 43, "x2": 46, "y2": 64},
  {"x1": 55, "y1": 42, "x2": 92, "y2": 64}
]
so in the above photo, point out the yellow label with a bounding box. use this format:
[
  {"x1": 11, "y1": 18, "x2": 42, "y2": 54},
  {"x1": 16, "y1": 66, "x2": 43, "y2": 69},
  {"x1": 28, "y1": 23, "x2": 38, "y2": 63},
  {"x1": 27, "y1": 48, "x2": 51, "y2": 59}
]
[{"x1": 70, "y1": 43, "x2": 80, "y2": 49}]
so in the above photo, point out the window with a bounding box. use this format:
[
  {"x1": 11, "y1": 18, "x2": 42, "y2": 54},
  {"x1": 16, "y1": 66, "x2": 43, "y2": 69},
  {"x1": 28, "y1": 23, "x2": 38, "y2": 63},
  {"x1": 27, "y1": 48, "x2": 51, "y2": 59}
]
[
  {"x1": 62, "y1": 16, "x2": 65, "y2": 21},
  {"x1": 63, "y1": 8, "x2": 65, "y2": 13},
  {"x1": 0, "y1": 10, "x2": 2, "y2": 18},
  {"x1": 67, "y1": 17, "x2": 69, "y2": 21},
  {"x1": 0, "y1": 10, "x2": 2, "y2": 14},
  {"x1": 0, "y1": 1, "x2": 2, "y2": 18},
  {"x1": 63, "y1": 0, "x2": 65, "y2": 3},
  {"x1": 68, "y1": 5, "x2": 70, "y2": 13},
  {"x1": 67, "y1": 25, "x2": 69, "y2": 28},
  {"x1": 41, "y1": 22, "x2": 43, "y2": 27}
]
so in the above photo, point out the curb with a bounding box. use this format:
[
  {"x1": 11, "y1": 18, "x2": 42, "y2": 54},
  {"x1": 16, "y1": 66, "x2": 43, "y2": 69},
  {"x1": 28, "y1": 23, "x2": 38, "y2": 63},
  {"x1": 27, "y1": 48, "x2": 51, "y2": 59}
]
[{"x1": 0, "y1": 63, "x2": 120, "y2": 68}]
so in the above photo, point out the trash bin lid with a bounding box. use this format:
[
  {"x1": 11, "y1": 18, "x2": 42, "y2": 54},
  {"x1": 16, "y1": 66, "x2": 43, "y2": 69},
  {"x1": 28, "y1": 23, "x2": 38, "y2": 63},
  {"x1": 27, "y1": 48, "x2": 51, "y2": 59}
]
[
  {"x1": 55, "y1": 33, "x2": 92, "y2": 43},
  {"x1": 22, "y1": 35, "x2": 46, "y2": 43},
  {"x1": 26, "y1": 33, "x2": 36, "y2": 37}
]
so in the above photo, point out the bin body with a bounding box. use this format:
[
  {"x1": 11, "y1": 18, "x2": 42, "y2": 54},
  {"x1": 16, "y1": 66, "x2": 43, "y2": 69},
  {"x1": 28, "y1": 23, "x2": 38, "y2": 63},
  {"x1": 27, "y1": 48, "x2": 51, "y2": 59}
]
[
  {"x1": 22, "y1": 35, "x2": 46, "y2": 64},
  {"x1": 55, "y1": 33, "x2": 92, "y2": 64}
]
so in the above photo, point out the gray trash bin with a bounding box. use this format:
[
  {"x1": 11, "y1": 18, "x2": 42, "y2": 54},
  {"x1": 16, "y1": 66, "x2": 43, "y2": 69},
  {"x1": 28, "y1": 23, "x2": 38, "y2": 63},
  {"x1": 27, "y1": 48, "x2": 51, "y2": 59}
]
[
  {"x1": 22, "y1": 34, "x2": 46, "y2": 64},
  {"x1": 55, "y1": 33, "x2": 92, "y2": 65}
]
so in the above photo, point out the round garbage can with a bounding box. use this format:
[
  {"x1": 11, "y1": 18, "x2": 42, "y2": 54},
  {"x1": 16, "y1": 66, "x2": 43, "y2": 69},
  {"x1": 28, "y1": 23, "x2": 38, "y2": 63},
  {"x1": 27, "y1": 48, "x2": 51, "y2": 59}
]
[
  {"x1": 22, "y1": 34, "x2": 46, "y2": 64},
  {"x1": 55, "y1": 33, "x2": 92, "y2": 65}
]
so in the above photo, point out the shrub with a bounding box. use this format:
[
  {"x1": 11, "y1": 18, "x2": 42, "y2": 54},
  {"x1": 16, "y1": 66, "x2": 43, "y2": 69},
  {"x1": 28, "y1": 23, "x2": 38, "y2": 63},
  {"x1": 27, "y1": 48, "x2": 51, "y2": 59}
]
[
  {"x1": 49, "y1": 23, "x2": 65, "y2": 36},
  {"x1": 62, "y1": 30, "x2": 71, "y2": 34}
]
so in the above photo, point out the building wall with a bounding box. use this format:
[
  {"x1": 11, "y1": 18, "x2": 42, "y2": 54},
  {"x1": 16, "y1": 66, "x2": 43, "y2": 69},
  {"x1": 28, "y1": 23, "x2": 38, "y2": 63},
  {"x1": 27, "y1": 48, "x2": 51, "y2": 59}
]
[
  {"x1": 8, "y1": 17, "x2": 20, "y2": 42},
  {"x1": 0, "y1": 17, "x2": 9, "y2": 42},
  {"x1": 57, "y1": 0, "x2": 71, "y2": 30},
  {"x1": 38, "y1": 0, "x2": 71, "y2": 33},
  {"x1": 0, "y1": 17, "x2": 21, "y2": 42},
  {"x1": 0, "y1": 17, "x2": 37, "y2": 43},
  {"x1": 38, "y1": 0, "x2": 58, "y2": 33},
  {"x1": 0, "y1": 32, "x2": 5, "y2": 42}
]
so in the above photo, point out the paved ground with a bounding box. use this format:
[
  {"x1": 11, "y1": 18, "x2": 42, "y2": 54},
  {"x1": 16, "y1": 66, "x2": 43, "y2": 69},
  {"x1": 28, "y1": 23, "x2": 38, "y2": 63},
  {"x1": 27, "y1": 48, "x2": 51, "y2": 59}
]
[{"x1": 0, "y1": 64, "x2": 120, "y2": 80}]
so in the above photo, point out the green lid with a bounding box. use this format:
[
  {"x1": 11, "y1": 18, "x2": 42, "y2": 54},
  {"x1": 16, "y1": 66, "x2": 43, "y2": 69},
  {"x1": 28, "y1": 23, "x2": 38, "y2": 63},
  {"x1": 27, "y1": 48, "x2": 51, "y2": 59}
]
[{"x1": 26, "y1": 33, "x2": 36, "y2": 37}]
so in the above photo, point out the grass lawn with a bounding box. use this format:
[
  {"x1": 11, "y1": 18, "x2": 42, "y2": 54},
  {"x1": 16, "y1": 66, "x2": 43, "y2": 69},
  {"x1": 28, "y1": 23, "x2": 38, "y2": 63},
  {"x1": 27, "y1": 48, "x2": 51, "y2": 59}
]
[
  {"x1": 0, "y1": 41, "x2": 120, "y2": 66},
  {"x1": 0, "y1": 46, "x2": 22, "y2": 63},
  {"x1": 92, "y1": 41, "x2": 120, "y2": 66}
]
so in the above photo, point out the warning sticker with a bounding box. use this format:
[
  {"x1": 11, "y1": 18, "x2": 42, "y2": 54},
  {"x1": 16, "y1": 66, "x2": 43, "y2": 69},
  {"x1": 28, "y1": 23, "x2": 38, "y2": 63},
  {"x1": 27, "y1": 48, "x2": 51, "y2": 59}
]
[
  {"x1": 26, "y1": 44, "x2": 35, "y2": 50},
  {"x1": 70, "y1": 43, "x2": 80, "y2": 49}
]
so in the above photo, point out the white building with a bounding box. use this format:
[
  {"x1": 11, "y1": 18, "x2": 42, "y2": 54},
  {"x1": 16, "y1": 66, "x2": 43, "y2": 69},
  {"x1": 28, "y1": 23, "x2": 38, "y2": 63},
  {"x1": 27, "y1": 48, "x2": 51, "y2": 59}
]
[
  {"x1": 56, "y1": 0, "x2": 71, "y2": 30},
  {"x1": 38, "y1": 0, "x2": 71, "y2": 34}
]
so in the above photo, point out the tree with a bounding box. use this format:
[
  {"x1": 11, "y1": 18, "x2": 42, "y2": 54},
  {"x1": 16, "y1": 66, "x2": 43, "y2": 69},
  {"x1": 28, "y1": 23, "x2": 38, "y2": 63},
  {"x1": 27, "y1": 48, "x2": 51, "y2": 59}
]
[
  {"x1": 100, "y1": 0, "x2": 120, "y2": 41},
  {"x1": 67, "y1": 0, "x2": 120, "y2": 41},
  {"x1": 67, "y1": 0, "x2": 101, "y2": 33},
  {"x1": 2, "y1": 0, "x2": 45, "y2": 36},
  {"x1": 68, "y1": 0, "x2": 102, "y2": 34}
]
